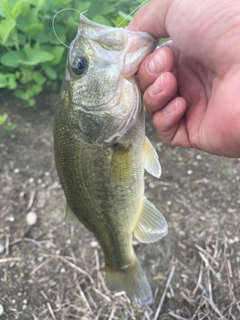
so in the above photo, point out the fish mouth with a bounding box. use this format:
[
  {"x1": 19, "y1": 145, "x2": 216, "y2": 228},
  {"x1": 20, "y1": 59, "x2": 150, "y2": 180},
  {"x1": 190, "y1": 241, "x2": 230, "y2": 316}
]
[{"x1": 78, "y1": 15, "x2": 158, "y2": 80}]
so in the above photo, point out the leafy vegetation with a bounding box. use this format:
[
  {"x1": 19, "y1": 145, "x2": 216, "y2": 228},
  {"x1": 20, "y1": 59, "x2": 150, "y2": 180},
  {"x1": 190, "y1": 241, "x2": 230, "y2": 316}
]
[{"x1": 0, "y1": 0, "x2": 148, "y2": 106}]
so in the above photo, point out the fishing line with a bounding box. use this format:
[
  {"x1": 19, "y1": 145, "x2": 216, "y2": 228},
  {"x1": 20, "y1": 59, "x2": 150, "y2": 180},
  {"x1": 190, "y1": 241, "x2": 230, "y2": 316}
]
[
  {"x1": 116, "y1": 0, "x2": 150, "y2": 28},
  {"x1": 52, "y1": 8, "x2": 88, "y2": 48}
]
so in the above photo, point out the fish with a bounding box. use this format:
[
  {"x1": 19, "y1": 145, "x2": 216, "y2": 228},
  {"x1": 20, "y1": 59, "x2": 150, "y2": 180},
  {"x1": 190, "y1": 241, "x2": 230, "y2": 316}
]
[{"x1": 54, "y1": 15, "x2": 168, "y2": 305}]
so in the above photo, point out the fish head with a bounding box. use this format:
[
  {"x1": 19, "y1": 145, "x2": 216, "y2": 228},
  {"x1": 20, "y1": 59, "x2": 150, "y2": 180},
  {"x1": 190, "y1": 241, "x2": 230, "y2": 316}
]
[
  {"x1": 61, "y1": 15, "x2": 157, "y2": 144},
  {"x1": 65, "y1": 15, "x2": 157, "y2": 108}
]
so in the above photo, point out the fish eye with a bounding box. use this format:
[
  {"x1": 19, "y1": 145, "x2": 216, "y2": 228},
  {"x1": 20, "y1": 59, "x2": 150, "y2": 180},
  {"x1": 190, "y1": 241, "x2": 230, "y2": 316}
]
[{"x1": 71, "y1": 57, "x2": 88, "y2": 76}]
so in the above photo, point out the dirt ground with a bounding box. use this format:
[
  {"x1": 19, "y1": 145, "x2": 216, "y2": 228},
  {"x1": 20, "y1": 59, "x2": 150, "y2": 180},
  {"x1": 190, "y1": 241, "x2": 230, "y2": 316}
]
[{"x1": 0, "y1": 93, "x2": 240, "y2": 320}]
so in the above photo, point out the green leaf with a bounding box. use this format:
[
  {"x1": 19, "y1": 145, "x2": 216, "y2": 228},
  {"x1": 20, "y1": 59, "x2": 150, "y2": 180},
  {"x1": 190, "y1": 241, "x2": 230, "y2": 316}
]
[
  {"x1": 93, "y1": 15, "x2": 112, "y2": 26},
  {"x1": 0, "y1": 73, "x2": 8, "y2": 88},
  {"x1": 28, "y1": 98, "x2": 35, "y2": 107},
  {"x1": 112, "y1": 16, "x2": 129, "y2": 28},
  {"x1": 33, "y1": 71, "x2": 46, "y2": 85},
  {"x1": 0, "y1": 113, "x2": 8, "y2": 125},
  {"x1": 0, "y1": 17, "x2": 16, "y2": 44},
  {"x1": 10, "y1": 2, "x2": 29, "y2": 19},
  {"x1": 23, "y1": 46, "x2": 54, "y2": 65},
  {"x1": 17, "y1": 7, "x2": 41, "y2": 36},
  {"x1": 20, "y1": 68, "x2": 34, "y2": 84},
  {"x1": 4, "y1": 123, "x2": 16, "y2": 131},
  {"x1": 7, "y1": 74, "x2": 17, "y2": 89},
  {"x1": 87, "y1": 2, "x2": 115, "y2": 19},
  {"x1": 1, "y1": 51, "x2": 24, "y2": 67},
  {"x1": 46, "y1": 45, "x2": 65, "y2": 65},
  {"x1": 42, "y1": 65, "x2": 57, "y2": 80}
]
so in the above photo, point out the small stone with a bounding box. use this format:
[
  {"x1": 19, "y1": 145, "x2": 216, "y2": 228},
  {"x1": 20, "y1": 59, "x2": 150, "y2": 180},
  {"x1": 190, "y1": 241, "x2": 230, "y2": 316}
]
[
  {"x1": 166, "y1": 201, "x2": 172, "y2": 206},
  {"x1": 196, "y1": 154, "x2": 202, "y2": 160},
  {"x1": 23, "y1": 299, "x2": 27, "y2": 304},
  {"x1": 0, "y1": 244, "x2": 4, "y2": 253},
  {"x1": 0, "y1": 304, "x2": 4, "y2": 315},
  {"x1": 26, "y1": 212, "x2": 37, "y2": 226},
  {"x1": 90, "y1": 241, "x2": 98, "y2": 248},
  {"x1": 149, "y1": 182, "x2": 155, "y2": 189},
  {"x1": 22, "y1": 305, "x2": 27, "y2": 310},
  {"x1": 37, "y1": 256, "x2": 44, "y2": 262},
  {"x1": 60, "y1": 268, "x2": 66, "y2": 273},
  {"x1": 187, "y1": 170, "x2": 193, "y2": 175},
  {"x1": 14, "y1": 168, "x2": 20, "y2": 173}
]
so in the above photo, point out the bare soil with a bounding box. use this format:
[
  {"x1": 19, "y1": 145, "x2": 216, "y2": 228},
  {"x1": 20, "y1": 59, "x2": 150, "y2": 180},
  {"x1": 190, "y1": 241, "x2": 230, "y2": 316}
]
[{"x1": 0, "y1": 93, "x2": 240, "y2": 320}]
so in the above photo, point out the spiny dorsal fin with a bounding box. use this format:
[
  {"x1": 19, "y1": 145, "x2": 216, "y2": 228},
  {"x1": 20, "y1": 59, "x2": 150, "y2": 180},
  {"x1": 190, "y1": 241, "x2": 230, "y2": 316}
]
[
  {"x1": 134, "y1": 197, "x2": 168, "y2": 243},
  {"x1": 143, "y1": 136, "x2": 161, "y2": 178}
]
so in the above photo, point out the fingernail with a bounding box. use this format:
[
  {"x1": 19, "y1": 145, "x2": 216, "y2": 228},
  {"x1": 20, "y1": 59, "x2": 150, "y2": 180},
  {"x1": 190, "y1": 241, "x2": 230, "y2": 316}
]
[
  {"x1": 149, "y1": 74, "x2": 164, "y2": 96},
  {"x1": 163, "y1": 99, "x2": 178, "y2": 114},
  {"x1": 148, "y1": 49, "x2": 167, "y2": 74}
]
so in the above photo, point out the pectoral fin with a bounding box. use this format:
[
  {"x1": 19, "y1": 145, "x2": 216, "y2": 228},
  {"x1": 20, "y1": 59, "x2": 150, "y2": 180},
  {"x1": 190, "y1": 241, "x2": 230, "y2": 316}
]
[
  {"x1": 65, "y1": 204, "x2": 79, "y2": 223},
  {"x1": 134, "y1": 197, "x2": 168, "y2": 243},
  {"x1": 143, "y1": 136, "x2": 161, "y2": 178}
]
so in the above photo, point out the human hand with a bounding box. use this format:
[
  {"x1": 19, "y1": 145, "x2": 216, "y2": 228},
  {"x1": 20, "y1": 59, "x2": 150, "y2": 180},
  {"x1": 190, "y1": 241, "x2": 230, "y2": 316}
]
[{"x1": 128, "y1": 0, "x2": 240, "y2": 157}]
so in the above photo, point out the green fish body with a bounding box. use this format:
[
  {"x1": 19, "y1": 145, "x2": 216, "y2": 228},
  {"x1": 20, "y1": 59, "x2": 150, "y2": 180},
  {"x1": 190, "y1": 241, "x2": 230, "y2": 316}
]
[{"x1": 54, "y1": 15, "x2": 168, "y2": 305}]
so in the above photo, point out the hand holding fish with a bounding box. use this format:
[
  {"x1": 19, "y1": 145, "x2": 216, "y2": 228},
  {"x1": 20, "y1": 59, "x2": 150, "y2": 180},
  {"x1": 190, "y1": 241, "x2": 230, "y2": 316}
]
[{"x1": 128, "y1": 0, "x2": 240, "y2": 157}]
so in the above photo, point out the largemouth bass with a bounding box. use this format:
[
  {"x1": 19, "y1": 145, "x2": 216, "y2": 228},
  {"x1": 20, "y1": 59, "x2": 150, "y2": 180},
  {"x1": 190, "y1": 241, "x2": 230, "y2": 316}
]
[{"x1": 54, "y1": 15, "x2": 168, "y2": 305}]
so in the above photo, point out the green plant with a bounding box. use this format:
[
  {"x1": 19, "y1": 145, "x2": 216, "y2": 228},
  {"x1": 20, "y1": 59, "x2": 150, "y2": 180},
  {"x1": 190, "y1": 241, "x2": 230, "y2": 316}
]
[
  {"x1": 0, "y1": 113, "x2": 16, "y2": 135},
  {"x1": 0, "y1": 0, "x2": 147, "y2": 106}
]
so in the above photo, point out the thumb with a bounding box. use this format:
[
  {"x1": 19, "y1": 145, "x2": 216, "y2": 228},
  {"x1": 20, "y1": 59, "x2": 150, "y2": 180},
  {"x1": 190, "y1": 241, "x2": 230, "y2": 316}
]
[{"x1": 127, "y1": 0, "x2": 172, "y2": 38}]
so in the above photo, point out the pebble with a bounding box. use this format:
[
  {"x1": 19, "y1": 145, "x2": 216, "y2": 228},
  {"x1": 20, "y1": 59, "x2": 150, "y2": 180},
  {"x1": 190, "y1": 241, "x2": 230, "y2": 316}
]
[
  {"x1": 90, "y1": 241, "x2": 98, "y2": 248},
  {"x1": 0, "y1": 304, "x2": 4, "y2": 316},
  {"x1": 37, "y1": 256, "x2": 44, "y2": 262},
  {"x1": 60, "y1": 268, "x2": 66, "y2": 273},
  {"x1": 0, "y1": 244, "x2": 4, "y2": 254},
  {"x1": 26, "y1": 212, "x2": 37, "y2": 226},
  {"x1": 14, "y1": 168, "x2": 20, "y2": 173},
  {"x1": 187, "y1": 170, "x2": 193, "y2": 175}
]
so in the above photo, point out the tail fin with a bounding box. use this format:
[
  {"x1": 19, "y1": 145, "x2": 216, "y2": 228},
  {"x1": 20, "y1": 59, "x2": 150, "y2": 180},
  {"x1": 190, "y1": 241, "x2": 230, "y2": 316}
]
[{"x1": 106, "y1": 258, "x2": 152, "y2": 305}]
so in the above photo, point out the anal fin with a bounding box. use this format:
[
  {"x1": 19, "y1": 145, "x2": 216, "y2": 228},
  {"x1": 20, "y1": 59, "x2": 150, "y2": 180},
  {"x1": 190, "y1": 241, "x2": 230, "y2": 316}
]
[
  {"x1": 143, "y1": 136, "x2": 161, "y2": 178},
  {"x1": 65, "y1": 204, "x2": 79, "y2": 223},
  {"x1": 134, "y1": 197, "x2": 168, "y2": 243}
]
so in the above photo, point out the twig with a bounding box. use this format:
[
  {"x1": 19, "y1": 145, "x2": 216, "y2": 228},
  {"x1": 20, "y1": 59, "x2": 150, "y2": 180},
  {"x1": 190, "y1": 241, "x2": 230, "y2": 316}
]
[
  {"x1": 168, "y1": 312, "x2": 188, "y2": 320},
  {"x1": 30, "y1": 260, "x2": 49, "y2": 277},
  {"x1": 108, "y1": 307, "x2": 116, "y2": 320},
  {"x1": 192, "y1": 263, "x2": 203, "y2": 295},
  {"x1": 203, "y1": 295, "x2": 227, "y2": 320},
  {"x1": 42, "y1": 254, "x2": 94, "y2": 284},
  {"x1": 27, "y1": 191, "x2": 36, "y2": 210},
  {"x1": 47, "y1": 302, "x2": 56, "y2": 320},
  {"x1": 76, "y1": 282, "x2": 93, "y2": 314},
  {"x1": 93, "y1": 288, "x2": 111, "y2": 303},
  {"x1": 153, "y1": 265, "x2": 175, "y2": 320},
  {"x1": 194, "y1": 243, "x2": 219, "y2": 267},
  {"x1": 5, "y1": 234, "x2": 9, "y2": 256},
  {"x1": 0, "y1": 257, "x2": 21, "y2": 264}
]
